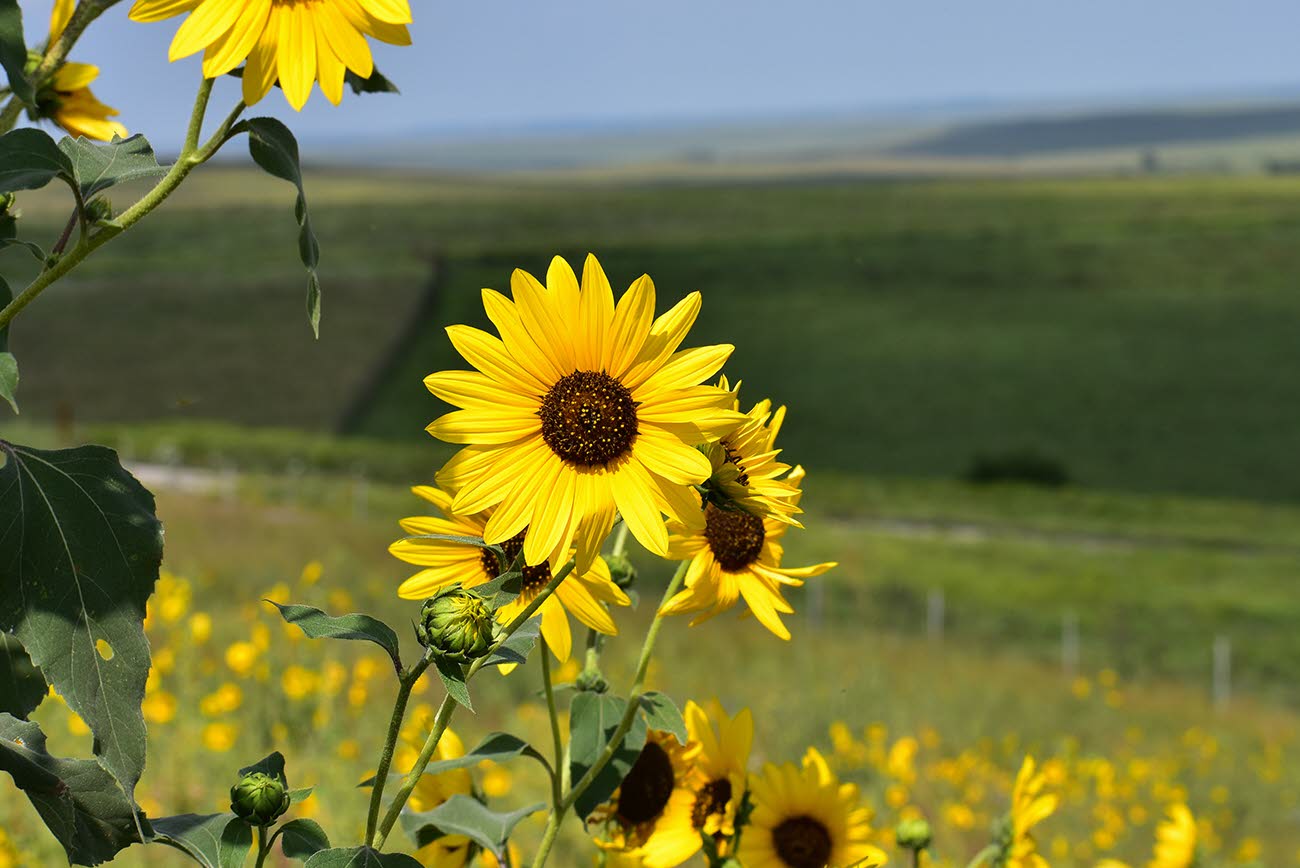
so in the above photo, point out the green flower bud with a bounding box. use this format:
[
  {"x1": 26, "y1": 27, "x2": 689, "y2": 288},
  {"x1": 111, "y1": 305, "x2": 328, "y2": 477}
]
[
  {"x1": 575, "y1": 667, "x2": 608, "y2": 694},
  {"x1": 84, "y1": 197, "x2": 113, "y2": 224},
  {"x1": 605, "y1": 551, "x2": 637, "y2": 590},
  {"x1": 895, "y1": 818, "x2": 932, "y2": 852},
  {"x1": 417, "y1": 586, "x2": 495, "y2": 662},
  {"x1": 230, "y1": 772, "x2": 289, "y2": 826}
]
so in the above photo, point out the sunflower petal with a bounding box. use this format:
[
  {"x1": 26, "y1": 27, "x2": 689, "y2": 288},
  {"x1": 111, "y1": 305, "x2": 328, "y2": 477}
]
[{"x1": 168, "y1": 0, "x2": 243, "y2": 60}]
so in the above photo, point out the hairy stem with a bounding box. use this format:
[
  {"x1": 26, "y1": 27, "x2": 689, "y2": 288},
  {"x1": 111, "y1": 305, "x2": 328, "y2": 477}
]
[
  {"x1": 540, "y1": 640, "x2": 564, "y2": 807},
  {"x1": 364, "y1": 655, "x2": 432, "y2": 847},
  {"x1": 253, "y1": 825, "x2": 269, "y2": 868}
]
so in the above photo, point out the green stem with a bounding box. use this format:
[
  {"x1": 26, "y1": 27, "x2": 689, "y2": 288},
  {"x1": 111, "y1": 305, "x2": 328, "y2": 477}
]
[
  {"x1": 373, "y1": 560, "x2": 578, "y2": 848},
  {"x1": 0, "y1": 80, "x2": 244, "y2": 333},
  {"x1": 529, "y1": 560, "x2": 689, "y2": 868},
  {"x1": 364, "y1": 655, "x2": 432, "y2": 847},
  {"x1": 254, "y1": 825, "x2": 269, "y2": 868},
  {"x1": 539, "y1": 639, "x2": 564, "y2": 807}
]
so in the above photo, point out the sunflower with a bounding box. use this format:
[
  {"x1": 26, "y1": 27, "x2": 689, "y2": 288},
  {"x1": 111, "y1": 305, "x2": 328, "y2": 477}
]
[
  {"x1": 1150, "y1": 804, "x2": 1196, "y2": 868},
  {"x1": 737, "y1": 747, "x2": 885, "y2": 868},
  {"x1": 637, "y1": 700, "x2": 753, "y2": 868},
  {"x1": 994, "y1": 756, "x2": 1057, "y2": 868},
  {"x1": 700, "y1": 377, "x2": 802, "y2": 526},
  {"x1": 658, "y1": 465, "x2": 834, "y2": 640},
  {"x1": 589, "y1": 730, "x2": 701, "y2": 858},
  {"x1": 41, "y1": 0, "x2": 126, "y2": 141},
  {"x1": 428, "y1": 254, "x2": 741, "y2": 572},
  {"x1": 127, "y1": 0, "x2": 412, "y2": 109},
  {"x1": 391, "y1": 715, "x2": 474, "y2": 868},
  {"x1": 390, "y1": 484, "x2": 630, "y2": 663}
]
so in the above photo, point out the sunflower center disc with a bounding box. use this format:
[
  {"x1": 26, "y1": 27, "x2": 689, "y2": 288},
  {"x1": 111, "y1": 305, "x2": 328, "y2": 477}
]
[
  {"x1": 691, "y1": 777, "x2": 733, "y2": 829},
  {"x1": 538, "y1": 371, "x2": 638, "y2": 466},
  {"x1": 704, "y1": 504, "x2": 765, "y2": 571},
  {"x1": 772, "y1": 815, "x2": 833, "y2": 868},
  {"x1": 616, "y1": 741, "x2": 675, "y2": 824},
  {"x1": 481, "y1": 530, "x2": 552, "y2": 593}
]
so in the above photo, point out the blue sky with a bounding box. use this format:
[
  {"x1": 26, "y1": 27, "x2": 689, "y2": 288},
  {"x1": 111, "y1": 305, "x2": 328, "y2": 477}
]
[{"x1": 19, "y1": 0, "x2": 1300, "y2": 152}]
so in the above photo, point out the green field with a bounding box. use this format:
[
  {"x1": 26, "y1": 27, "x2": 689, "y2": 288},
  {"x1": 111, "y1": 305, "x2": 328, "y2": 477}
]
[{"x1": 8, "y1": 171, "x2": 1300, "y2": 501}]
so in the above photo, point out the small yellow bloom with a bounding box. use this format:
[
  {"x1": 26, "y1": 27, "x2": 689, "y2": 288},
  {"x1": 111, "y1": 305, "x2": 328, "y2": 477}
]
[
  {"x1": 142, "y1": 691, "x2": 177, "y2": 724},
  {"x1": 225, "y1": 641, "x2": 258, "y2": 675},
  {"x1": 281, "y1": 664, "x2": 320, "y2": 700},
  {"x1": 300, "y1": 560, "x2": 324, "y2": 586},
  {"x1": 189, "y1": 612, "x2": 213, "y2": 643},
  {"x1": 202, "y1": 722, "x2": 238, "y2": 752}
]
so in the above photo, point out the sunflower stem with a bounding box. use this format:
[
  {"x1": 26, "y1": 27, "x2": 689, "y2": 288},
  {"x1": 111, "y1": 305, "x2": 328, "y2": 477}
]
[
  {"x1": 539, "y1": 639, "x2": 565, "y2": 807},
  {"x1": 529, "y1": 560, "x2": 689, "y2": 868},
  {"x1": 364, "y1": 653, "x2": 432, "y2": 848},
  {"x1": 253, "y1": 825, "x2": 268, "y2": 868},
  {"x1": 373, "y1": 559, "x2": 578, "y2": 848},
  {"x1": 0, "y1": 80, "x2": 244, "y2": 334}
]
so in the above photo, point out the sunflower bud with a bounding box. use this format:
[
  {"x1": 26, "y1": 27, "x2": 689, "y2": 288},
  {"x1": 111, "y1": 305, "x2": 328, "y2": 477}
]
[
  {"x1": 416, "y1": 586, "x2": 495, "y2": 662},
  {"x1": 605, "y1": 552, "x2": 637, "y2": 590},
  {"x1": 895, "y1": 818, "x2": 932, "y2": 852},
  {"x1": 230, "y1": 772, "x2": 289, "y2": 826}
]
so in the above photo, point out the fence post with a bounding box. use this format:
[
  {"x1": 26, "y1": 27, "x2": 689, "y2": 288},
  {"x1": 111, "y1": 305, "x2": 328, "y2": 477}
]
[
  {"x1": 926, "y1": 589, "x2": 945, "y2": 642},
  {"x1": 1062, "y1": 611, "x2": 1079, "y2": 679},
  {"x1": 1213, "y1": 635, "x2": 1231, "y2": 710}
]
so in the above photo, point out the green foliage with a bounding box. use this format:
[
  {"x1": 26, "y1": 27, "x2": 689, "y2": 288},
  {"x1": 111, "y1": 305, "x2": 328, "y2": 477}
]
[
  {"x1": 0, "y1": 442, "x2": 163, "y2": 806},
  {"x1": 57, "y1": 135, "x2": 167, "y2": 202},
  {"x1": 358, "y1": 732, "x2": 549, "y2": 790},
  {"x1": 0, "y1": 713, "x2": 147, "y2": 865},
  {"x1": 269, "y1": 601, "x2": 402, "y2": 671},
  {"x1": 344, "y1": 67, "x2": 400, "y2": 95},
  {"x1": 0, "y1": 128, "x2": 74, "y2": 194},
  {"x1": 0, "y1": 0, "x2": 31, "y2": 105},
  {"x1": 150, "y1": 814, "x2": 250, "y2": 868},
  {"x1": 567, "y1": 692, "x2": 647, "y2": 820},
  {"x1": 233, "y1": 118, "x2": 321, "y2": 337},
  {"x1": 303, "y1": 847, "x2": 423, "y2": 867},
  {"x1": 637, "y1": 691, "x2": 686, "y2": 742},
  {"x1": 0, "y1": 352, "x2": 16, "y2": 414},
  {"x1": 485, "y1": 615, "x2": 541, "y2": 668},
  {"x1": 279, "y1": 818, "x2": 330, "y2": 861},
  {"x1": 400, "y1": 795, "x2": 543, "y2": 860},
  {"x1": 433, "y1": 657, "x2": 472, "y2": 710},
  {"x1": 0, "y1": 633, "x2": 45, "y2": 717}
]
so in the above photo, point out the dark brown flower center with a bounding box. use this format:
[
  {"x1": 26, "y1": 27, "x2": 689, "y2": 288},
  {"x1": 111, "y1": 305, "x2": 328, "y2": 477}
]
[
  {"x1": 616, "y1": 741, "x2": 675, "y2": 825},
  {"x1": 480, "y1": 529, "x2": 552, "y2": 594},
  {"x1": 538, "y1": 370, "x2": 638, "y2": 466},
  {"x1": 704, "y1": 503, "x2": 765, "y2": 571},
  {"x1": 691, "y1": 778, "x2": 733, "y2": 829},
  {"x1": 773, "y1": 816, "x2": 833, "y2": 868}
]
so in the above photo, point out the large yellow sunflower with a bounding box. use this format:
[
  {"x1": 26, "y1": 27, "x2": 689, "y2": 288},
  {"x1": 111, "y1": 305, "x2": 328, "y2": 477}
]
[
  {"x1": 998, "y1": 756, "x2": 1057, "y2": 868},
  {"x1": 43, "y1": 0, "x2": 126, "y2": 141},
  {"x1": 700, "y1": 377, "x2": 802, "y2": 526},
  {"x1": 637, "y1": 700, "x2": 753, "y2": 868},
  {"x1": 428, "y1": 254, "x2": 741, "y2": 572},
  {"x1": 389, "y1": 484, "x2": 630, "y2": 663},
  {"x1": 737, "y1": 747, "x2": 885, "y2": 868},
  {"x1": 590, "y1": 730, "x2": 701, "y2": 859},
  {"x1": 127, "y1": 0, "x2": 412, "y2": 109},
  {"x1": 659, "y1": 465, "x2": 834, "y2": 640}
]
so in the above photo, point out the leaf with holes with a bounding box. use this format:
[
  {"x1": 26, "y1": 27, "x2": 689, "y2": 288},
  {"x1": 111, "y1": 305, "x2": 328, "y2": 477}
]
[
  {"x1": 234, "y1": 117, "x2": 321, "y2": 336},
  {"x1": 269, "y1": 602, "x2": 402, "y2": 670},
  {"x1": 0, "y1": 633, "x2": 45, "y2": 718},
  {"x1": 400, "y1": 795, "x2": 542, "y2": 859},
  {"x1": 304, "y1": 847, "x2": 424, "y2": 867},
  {"x1": 0, "y1": 441, "x2": 163, "y2": 804},
  {"x1": 58, "y1": 135, "x2": 168, "y2": 202},
  {"x1": 150, "y1": 813, "x2": 251, "y2": 868},
  {"x1": 0, "y1": 713, "x2": 149, "y2": 865},
  {"x1": 567, "y1": 693, "x2": 648, "y2": 820}
]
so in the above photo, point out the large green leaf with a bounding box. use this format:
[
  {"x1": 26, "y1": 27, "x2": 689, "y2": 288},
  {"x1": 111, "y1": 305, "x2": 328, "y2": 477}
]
[
  {"x1": 58, "y1": 134, "x2": 168, "y2": 201},
  {"x1": 567, "y1": 693, "x2": 647, "y2": 820},
  {"x1": 638, "y1": 691, "x2": 686, "y2": 742},
  {"x1": 0, "y1": 633, "x2": 45, "y2": 717},
  {"x1": 234, "y1": 117, "x2": 321, "y2": 336},
  {"x1": 400, "y1": 795, "x2": 542, "y2": 859},
  {"x1": 0, "y1": 128, "x2": 75, "y2": 194},
  {"x1": 279, "y1": 818, "x2": 330, "y2": 861},
  {"x1": 150, "y1": 813, "x2": 252, "y2": 868},
  {"x1": 304, "y1": 847, "x2": 424, "y2": 867},
  {"x1": 433, "y1": 657, "x2": 472, "y2": 711},
  {"x1": 358, "y1": 732, "x2": 548, "y2": 791},
  {"x1": 0, "y1": 351, "x2": 15, "y2": 414},
  {"x1": 0, "y1": 441, "x2": 164, "y2": 802},
  {"x1": 0, "y1": 0, "x2": 32, "y2": 105},
  {"x1": 0, "y1": 713, "x2": 148, "y2": 865},
  {"x1": 269, "y1": 602, "x2": 401, "y2": 670},
  {"x1": 485, "y1": 615, "x2": 541, "y2": 668},
  {"x1": 238, "y1": 749, "x2": 287, "y2": 783}
]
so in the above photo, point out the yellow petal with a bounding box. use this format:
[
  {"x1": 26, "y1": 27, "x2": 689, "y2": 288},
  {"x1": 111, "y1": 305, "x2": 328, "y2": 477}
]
[
  {"x1": 241, "y1": 6, "x2": 280, "y2": 105},
  {"x1": 621, "y1": 291, "x2": 701, "y2": 391},
  {"x1": 445, "y1": 325, "x2": 549, "y2": 395},
  {"x1": 168, "y1": 0, "x2": 243, "y2": 61},
  {"x1": 636, "y1": 344, "x2": 735, "y2": 400},
  {"x1": 604, "y1": 274, "x2": 654, "y2": 377},
  {"x1": 276, "y1": 1, "x2": 317, "y2": 110},
  {"x1": 481, "y1": 288, "x2": 564, "y2": 385},
  {"x1": 201, "y1": 0, "x2": 270, "y2": 77},
  {"x1": 54, "y1": 62, "x2": 99, "y2": 91},
  {"x1": 357, "y1": 0, "x2": 411, "y2": 24},
  {"x1": 510, "y1": 268, "x2": 575, "y2": 376},
  {"x1": 317, "y1": 0, "x2": 373, "y2": 76},
  {"x1": 631, "y1": 429, "x2": 711, "y2": 486},
  {"x1": 49, "y1": 0, "x2": 74, "y2": 40},
  {"x1": 425, "y1": 408, "x2": 539, "y2": 445},
  {"x1": 129, "y1": 0, "x2": 202, "y2": 24},
  {"x1": 576, "y1": 253, "x2": 614, "y2": 371},
  {"x1": 539, "y1": 598, "x2": 572, "y2": 663},
  {"x1": 424, "y1": 369, "x2": 538, "y2": 410},
  {"x1": 609, "y1": 457, "x2": 668, "y2": 557},
  {"x1": 556, "y1": 581, "x2": 618, "y2": 636},
  {"x1": 524, "y1": 460, "x2": 574, "y2": 566}
]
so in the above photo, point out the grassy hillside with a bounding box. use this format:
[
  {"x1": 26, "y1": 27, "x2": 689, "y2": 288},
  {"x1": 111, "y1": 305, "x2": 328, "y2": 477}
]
[{"x1": 9, "y1": 171, "x2": 1300, "y2": 502}]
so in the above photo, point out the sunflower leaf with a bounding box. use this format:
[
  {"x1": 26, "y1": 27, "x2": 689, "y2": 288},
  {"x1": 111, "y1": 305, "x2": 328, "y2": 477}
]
[
  {"x1": 0, "y1": 633, "x2": 45, "y2": 718},
  {"x1": 637, "y1": 691, "x2": 687, "y2": 742},
  {"x1": 344, "y1": 66, "x2": 399, "y2": 95},
  {"x1": 434, "y1": 657, "x2": 473, "y2": 711},
  {"x1": 476, "y1": 570, "x2": 522, "y2": 606},
  {"x1": 0, "y1": 351, "x2": 16, "y2": 414},
  {"x1": 150, "y1": 813, "x2": 252, "y2": 868},
  {"x1": 0, "y1": 0, "x2": 32, "y2": 105},
  {"x1": 0, "y1": 212, "x2": 46, "y2": 261},
  {"x1": 402, "y1": 532, "x2": 507, "y2": 565},
  {"x1": 485, "y1": 615, "x2": 541, "y2": 667},
  {"x1": 567, "y1": 693, "x2": 649, "y2": 820},
  {"x1": 304, "y1": 847, "x2": 424, "y2": 868},
  {"x1": 237, "y1": 750, "x2": 287, "y2": 784},
  {"x1": 268, "y1": 601, "x2": 401, "y2": 671},
  {"x1": 58, "y1": 135, "x2": 167, "y2": 201},
  {"x1": 0, "y1": 128, "x2": 76, "y2": 195},
  {"x1": 0, "y1": 713, "x2": 150, "y2": 865},
  {"x1": 232, "y1": 117, "x2": 321, "y2": 337},
  {"x1": 400, "y1": 795, "x2": 542, "y2": 859},
  {"x1": 0, "y1": 441, "x2": 163, "y2": 810},
  {"x1": 279, "y1": 818, "x2": 330, "y2": 861}
]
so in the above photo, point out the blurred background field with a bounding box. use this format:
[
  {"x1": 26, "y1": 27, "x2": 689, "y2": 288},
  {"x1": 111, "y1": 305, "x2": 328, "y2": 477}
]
[{"x1": 11, "y1": 63, "x2": 1300, "y2": 865}]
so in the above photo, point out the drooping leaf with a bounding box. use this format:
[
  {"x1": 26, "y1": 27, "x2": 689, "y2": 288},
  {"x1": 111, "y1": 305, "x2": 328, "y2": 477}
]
[
  {"x1": 269, "y1": 602, "x2": 401, "y2": 670},
  {"x1": 567, "y1": 692, "x2": 648, "y2": 820},
  {"x1": 358, "y1": 732, "x2": 548, "y2": 790},
  {"x1": 279, "y1": 818, "x2": 330, "y2": 861},
  {"x1": 288, "y1": 786, "x2": 314, "y2": 804},
  {"x1": 344, "y1": 67, "x2": 399, "y2": 95},
  {"x1": 0, "y1": 351, "x2": 16, "y2": 414},
  {"x1": 58, "y1": 135, "x2": 168, "y2": 201},
  {"x1": 0, "y1": 0, "x2": 32, "y2": 106},
  {"x1": 150, "y1": 813, "x2": 252, "y2": 868},
  {"x1": 0, "y1": 632, "x2": 45, "y2": 718},
  {"x1": 0, "y1": 713, "x2": 148, "y2": 865},
  {"x1": 485, "y1": 616, "x2": 541, "y2": 668},
  {"x1": 0, "y1": 442, "x2": 162, "y2": 805},
  {"x1": 238, "y1": 750, "x2": 287, "y2": 783},
  {"x1": 234, "y1": 117, "x2": 321, "y2": 336},
  {"x1": 434, "y1": 657, "x2": 472, "y2": 711},
  {"x1": 638, "y1": 691, "x2": 687, "y2": 743},
  {"x1": 304, "y1": 847, "x2": 424, "y2": 867},
  {"x1": 0, "y1": 128, "x2": 75, "y2": 194},
  {"x1": 400, "y1": 795, "x2": 542, "y2": 859}
]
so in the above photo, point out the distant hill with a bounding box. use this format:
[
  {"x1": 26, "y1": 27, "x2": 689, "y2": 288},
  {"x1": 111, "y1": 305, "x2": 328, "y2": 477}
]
[{"x1": 891, "y1": 103, "x2": 1300, "y2": 158}]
